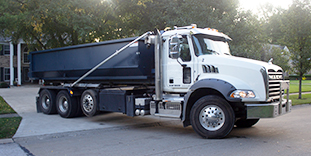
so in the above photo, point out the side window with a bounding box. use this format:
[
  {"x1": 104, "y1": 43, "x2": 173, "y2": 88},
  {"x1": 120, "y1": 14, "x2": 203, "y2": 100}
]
[
  {"x1": 192, "y1": 36, "x2": 200, "y2": 56},
  {"x1": 3, "y1": 45, "x2": 10, "y2": 55},
  {"x1": 4, "y1": 68, "x2": 10, "y2": 81},
  {"x1": 180, "y1": 36, "x2": 191, "y2": 62},
  {"x1": 23, "y1": 46, "x2": 30, "y2": 64}
]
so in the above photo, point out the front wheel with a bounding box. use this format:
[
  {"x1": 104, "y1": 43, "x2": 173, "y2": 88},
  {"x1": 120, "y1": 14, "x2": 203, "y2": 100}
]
[{"x1": 190, "y1": 95, "x2": 235, "y2": 139}]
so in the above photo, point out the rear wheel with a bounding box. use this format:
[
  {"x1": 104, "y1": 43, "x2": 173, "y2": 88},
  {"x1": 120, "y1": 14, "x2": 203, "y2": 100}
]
[
  {"x1": 81, "y1": 89, "x2": 98, "y2": 117},
  {"x1": 56, "y1": 90, "x2": 78, "y2": 118},
  {"x1": 235, "y1": 119, "x2": 260, "y2": 128},
  {"x1": 190, "y1": 95, "x2": 235, "y2": 139},
  {"x1": 39, "y1": 89, "x2": 57, "y2": 114}
]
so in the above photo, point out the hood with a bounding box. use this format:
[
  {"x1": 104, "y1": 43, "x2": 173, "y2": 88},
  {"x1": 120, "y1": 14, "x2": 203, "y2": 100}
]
[
  {"x1": 198, "y1": 55, "x2": 283, "y2": 101},
  {"x1": 199, "y1": 55, "x2": 282, "y2": 73}
]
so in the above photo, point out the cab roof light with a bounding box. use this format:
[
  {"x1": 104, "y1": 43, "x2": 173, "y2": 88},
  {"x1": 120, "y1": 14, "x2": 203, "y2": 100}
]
[
  {"x1": 205, "y1": 28, "x2": 219, "y2": 32},
  {"x1": 191, "y1": 24, "x2": 197, "y2": 28},
  {"x1": 164, "y1": 27, "x2": 172, "y2": 31}
]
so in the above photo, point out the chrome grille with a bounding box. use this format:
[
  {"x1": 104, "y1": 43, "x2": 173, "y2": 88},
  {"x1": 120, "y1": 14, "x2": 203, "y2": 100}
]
[{"x1": 268, "y1": 69, "x2": 284, "y2": 101}]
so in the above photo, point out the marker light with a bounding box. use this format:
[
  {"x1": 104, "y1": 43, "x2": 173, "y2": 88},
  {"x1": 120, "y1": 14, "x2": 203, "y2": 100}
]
[
  {"x1": 191, "y1": 24, "x2": 197, "y2": 28},
  {"x1": 205, "y1": 28, "x2": 219, "y2": 32}
]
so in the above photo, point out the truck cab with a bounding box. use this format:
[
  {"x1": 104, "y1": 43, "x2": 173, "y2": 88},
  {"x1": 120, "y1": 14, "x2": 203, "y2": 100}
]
[
  {"x1": 154, "y1": 25, "x2": 291, "y2": 138},
  {"x1": 162, "y1": 26, "x2": 232, "y2": 93}
]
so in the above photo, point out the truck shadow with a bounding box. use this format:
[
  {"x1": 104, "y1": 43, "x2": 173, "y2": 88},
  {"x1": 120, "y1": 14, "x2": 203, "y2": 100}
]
[{"x1": 81, "y1": 112, "x2": 277, "y2": 139}]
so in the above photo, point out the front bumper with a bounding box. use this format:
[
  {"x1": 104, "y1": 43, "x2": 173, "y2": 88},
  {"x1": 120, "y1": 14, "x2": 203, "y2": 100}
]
[
  {"x1": 246, "y1": 99, "x2": 292, "y2": 119},
  {"x1": 246, "y1": 79, "x2": 291, "y2": 119}
]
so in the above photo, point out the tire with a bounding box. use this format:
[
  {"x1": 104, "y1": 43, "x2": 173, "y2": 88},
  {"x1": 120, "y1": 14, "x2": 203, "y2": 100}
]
[
  {"x1": 74, "y1": 98, "x2": 84, "y2": 117},
  {"x1": 38, "y1": 89, "x2": 57, "y2": 114},
  {"x1": 190, "y1": 95, "x2": 235, "y2": 139},
  {"x1": 56, "y1": 90, "x2": 78, "y2": 118},
  {"x1": 81, "y1": 89, "x2": 98, "y2": 117},
  {"x1": 235, "y1": 119, "x2": 260, "y2": 128}
]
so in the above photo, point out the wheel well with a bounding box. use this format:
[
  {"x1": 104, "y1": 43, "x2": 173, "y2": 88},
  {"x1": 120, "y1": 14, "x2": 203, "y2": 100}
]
[{"x1": 183, "y1": 88, "x2": 241, "y2": 127}]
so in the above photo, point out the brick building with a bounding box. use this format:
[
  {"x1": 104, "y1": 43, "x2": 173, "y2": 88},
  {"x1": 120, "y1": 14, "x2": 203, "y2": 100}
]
[{"x1": 0, "y1": 37, "x2": 30, "y2": 86}]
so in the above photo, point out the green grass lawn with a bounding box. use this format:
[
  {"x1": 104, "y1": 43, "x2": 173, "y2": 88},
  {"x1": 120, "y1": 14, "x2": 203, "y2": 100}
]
[
  {"x1": 0, "y1": 117, "x2": 22, "y2": 138},
  {"x1": 289, "y1": 80, "x2": 311, "y2": 93},
  {"x1": 0, "y1": 96, "x2": 22, "y2": 139},
  {"x1": 285, "y1": 80, "x2": 311, "y2": 105},
  {"x1": 286, "y1": 93, "x2": 311, "y2": 106},
  {"x1": 0, "y1": 96, "x2": 17, "y2": 114}
]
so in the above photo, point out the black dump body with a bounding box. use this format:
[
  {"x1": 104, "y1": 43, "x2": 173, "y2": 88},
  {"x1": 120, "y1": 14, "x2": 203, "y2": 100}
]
[{"x1": 29, "y1": 37, "x2": 155, "y2": 85}]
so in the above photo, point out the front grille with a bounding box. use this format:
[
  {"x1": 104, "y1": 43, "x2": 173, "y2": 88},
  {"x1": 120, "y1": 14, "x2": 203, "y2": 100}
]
[{"x1": 268, "y1": 69, "x2": 284, "y2": 101}]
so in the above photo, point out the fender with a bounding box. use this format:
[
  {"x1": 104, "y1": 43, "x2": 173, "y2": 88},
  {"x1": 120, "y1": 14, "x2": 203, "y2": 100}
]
[{"x1": 182, "y1": 78, "x2": 241, "y2": 126}]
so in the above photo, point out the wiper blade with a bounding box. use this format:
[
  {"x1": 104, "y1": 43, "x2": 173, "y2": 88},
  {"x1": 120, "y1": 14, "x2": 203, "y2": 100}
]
[{"x1": 206, "y1": 49, "x2": 219, "y2": 55}]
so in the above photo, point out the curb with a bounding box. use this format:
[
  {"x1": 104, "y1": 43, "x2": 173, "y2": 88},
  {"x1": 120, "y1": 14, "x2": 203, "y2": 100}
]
[
  {"x1": 289, "y1": 92, "x2": 311, "y2": 95},
  {"x1": 0, "y1": 114, "x2": 20, "y2": 118},
  {"x1": 0, "y1": 138, "x2": 14, "y2": 144}
]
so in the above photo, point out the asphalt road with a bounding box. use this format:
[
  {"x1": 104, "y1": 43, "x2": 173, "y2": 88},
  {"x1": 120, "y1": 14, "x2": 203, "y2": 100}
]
[{"x1": 1, "y1": 86, "x2": 311, "y2": 156}]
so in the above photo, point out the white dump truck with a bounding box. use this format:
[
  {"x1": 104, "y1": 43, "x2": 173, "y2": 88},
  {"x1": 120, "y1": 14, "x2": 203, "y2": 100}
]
[{"x1": 30, "y1": 24, "x2": 291, "y2": 138}]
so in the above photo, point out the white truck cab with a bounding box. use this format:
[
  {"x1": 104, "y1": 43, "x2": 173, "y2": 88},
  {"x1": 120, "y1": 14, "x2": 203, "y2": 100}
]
[{"x1": 151, "y1": 24, "x2": 291, "y2": 138}]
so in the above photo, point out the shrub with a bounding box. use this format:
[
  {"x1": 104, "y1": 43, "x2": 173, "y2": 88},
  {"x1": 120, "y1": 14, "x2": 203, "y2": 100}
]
[{"x1": 0, "y1": 82, "x2": 9, "y2": 88}]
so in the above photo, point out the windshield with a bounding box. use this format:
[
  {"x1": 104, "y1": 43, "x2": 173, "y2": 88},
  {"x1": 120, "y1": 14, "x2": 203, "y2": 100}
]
[{"x1": 192, "y1": 34, "x2": 231, "y2": 56}]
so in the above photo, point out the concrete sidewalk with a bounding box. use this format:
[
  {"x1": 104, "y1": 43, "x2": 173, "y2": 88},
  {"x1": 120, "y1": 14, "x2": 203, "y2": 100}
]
[{"x1": 0, "y1": 139, "x2": 28, "y2": 156}]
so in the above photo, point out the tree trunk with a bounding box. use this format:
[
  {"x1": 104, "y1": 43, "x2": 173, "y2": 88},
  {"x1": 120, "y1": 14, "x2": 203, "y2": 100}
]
[
  {"x1": 72, "y1": 29, "x2": 79, "y2": 45},
  {"x1": 298, "y1": 73, "x2": 302, "y2": 99}
]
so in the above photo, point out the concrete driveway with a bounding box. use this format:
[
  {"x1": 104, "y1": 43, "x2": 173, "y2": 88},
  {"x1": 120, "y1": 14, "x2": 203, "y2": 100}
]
[
  {"x1": 0, "y1": 85, "x2": 169, "y2": 138},
  {"x1": 0, "y1": 85, "x2": 173, "y2": 156}
]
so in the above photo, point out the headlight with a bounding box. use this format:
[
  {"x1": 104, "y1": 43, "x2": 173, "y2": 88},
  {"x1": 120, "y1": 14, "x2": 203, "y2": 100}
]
[{"x1": 230, "y1": 90, "x2": 255, "y2": 98}]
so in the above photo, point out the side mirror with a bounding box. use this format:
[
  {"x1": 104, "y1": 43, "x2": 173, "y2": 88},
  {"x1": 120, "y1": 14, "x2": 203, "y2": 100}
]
[{"x1": 169, "y1": 35, "x2": 182, "y2": 59}]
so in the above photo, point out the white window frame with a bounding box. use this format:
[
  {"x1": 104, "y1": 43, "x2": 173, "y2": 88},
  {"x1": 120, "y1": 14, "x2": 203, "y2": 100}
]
[
  {"x1": 4, "y1": 67, "x2": 10, "y2": 81},
  {"x1": 23, "y1": 46, "x2": 30, "y2": 64},
  {"x1": 3, "y1": 44, "x2": 10, "y2": 55}
]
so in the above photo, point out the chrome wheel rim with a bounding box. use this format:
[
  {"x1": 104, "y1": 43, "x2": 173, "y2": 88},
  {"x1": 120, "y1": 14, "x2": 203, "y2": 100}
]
[
  {"x1": 42, "y1": 95, "x2": 50, "y2": 110},
  {"x1": 82, "y1": 94, "x2": 94, "y2": 113},
  {"x1": 58, "y1": 96, "x2": 68, "y2": 113},
  {"x1": 199, "y1": 105, "x2": 225, "y2": 131}
]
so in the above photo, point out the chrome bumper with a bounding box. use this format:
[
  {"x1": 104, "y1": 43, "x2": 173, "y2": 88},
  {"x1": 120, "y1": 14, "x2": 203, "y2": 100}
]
[
  {"x1": 246, "y1": 79, "x2": 291, "y2": 119},
  {"x1": 246, "y1": 99, "x2": 292, "y2": 119}
]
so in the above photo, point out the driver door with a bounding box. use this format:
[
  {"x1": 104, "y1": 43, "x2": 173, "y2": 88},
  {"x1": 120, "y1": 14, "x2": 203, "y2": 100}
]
[{"x1": 165, "y1": 35, "x2": 194, "y2": 92}]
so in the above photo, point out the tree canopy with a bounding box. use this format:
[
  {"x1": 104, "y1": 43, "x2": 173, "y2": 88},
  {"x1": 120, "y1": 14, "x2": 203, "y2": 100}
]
[
  {"x1": 1, "y1": 0, "x2": 129, "y2": 50},
  {"x1": 266, "y1": 0, "x2": 311, "y2": 98},
  {"x1": 1, "y1": 0, "x2": 310, "y2": 83}
]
